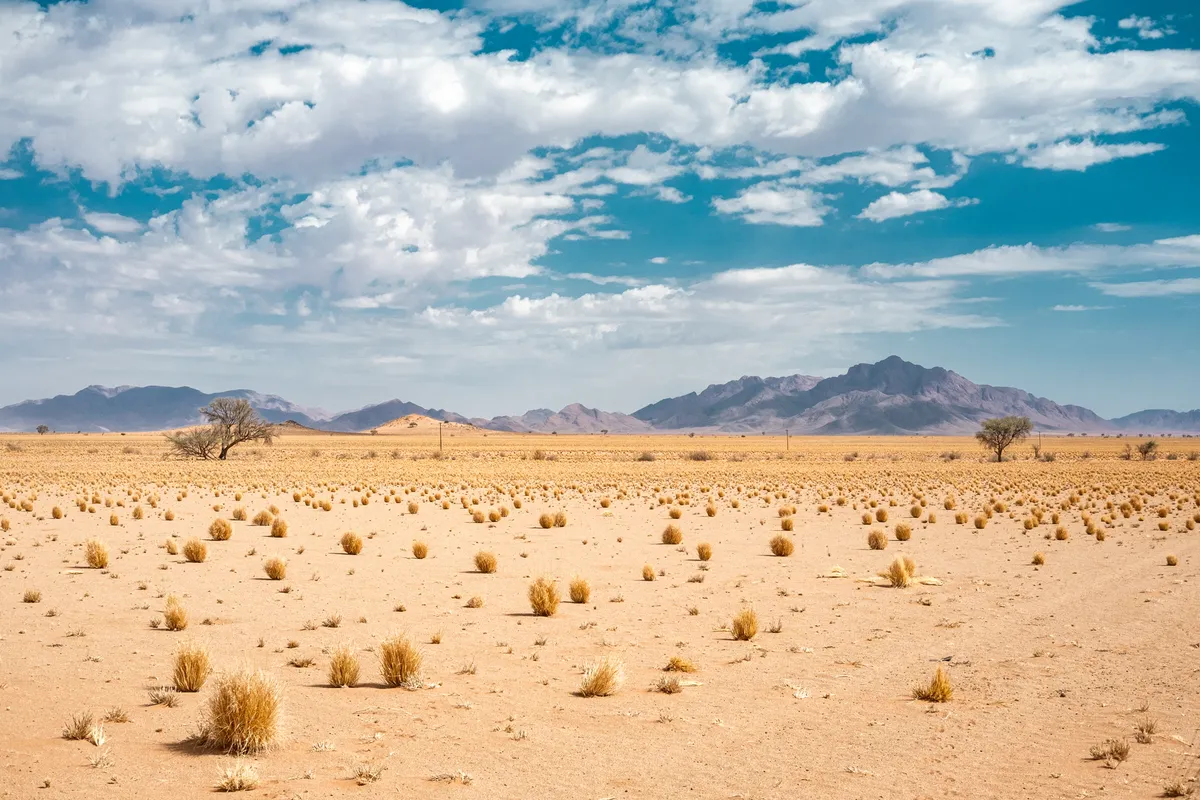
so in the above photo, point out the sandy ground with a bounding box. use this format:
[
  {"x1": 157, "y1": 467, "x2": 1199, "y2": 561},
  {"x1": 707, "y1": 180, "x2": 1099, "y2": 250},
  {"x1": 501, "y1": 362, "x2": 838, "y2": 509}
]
[{"x1": 1, "y1": 432, "x2": 1198, "y2": 799}]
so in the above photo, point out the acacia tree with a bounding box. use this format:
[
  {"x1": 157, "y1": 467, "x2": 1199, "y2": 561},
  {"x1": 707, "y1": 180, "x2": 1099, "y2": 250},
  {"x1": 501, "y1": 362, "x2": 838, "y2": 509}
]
[
  {"x1": 1136, "y1": 439, "x2": 1159, "y2": 460},
  {"x1": 36, "y1": 425, "x2": 49, "y2": 434},
  {"x1": 975, "y1": 416, "x2": 1033, "y2": 462},
  {"x1": 166, "y1": 398, "x2": 274, "y2": 460}
]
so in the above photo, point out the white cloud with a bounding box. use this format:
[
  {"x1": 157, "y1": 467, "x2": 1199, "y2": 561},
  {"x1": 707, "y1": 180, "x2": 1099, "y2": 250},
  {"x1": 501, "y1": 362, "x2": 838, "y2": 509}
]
[
  {"x1": 82, "y1": 211, "x2": 144, "y2": 235},
  {"x1": 1092, "y1": 222, "x2": 1131, "y2": 233},
  {"x1": 1118, "y1": 16, "x2": 1174, "y2": 40},
  {"x1": 1022, "y1": 140, "x2": 1166, "y2": 171},
  {"x1": 1091, "y1": 278, "x2": 1200, "y2": 298},
  {"x1": 1052, "y1": 304, "x2": 1109, "y2": 312},
  {"x1": 858, "y1": 190, "x2": 977, "y2": 222},
  {"x1": 0, "y1": 168, "x2": 22, "y2": 180},
  {"x1": 712, "y1": 186, "x2": 829, "y2": 227},
  {"x1": 649, "y1": 257, "x2": 668, "y2": 264}
]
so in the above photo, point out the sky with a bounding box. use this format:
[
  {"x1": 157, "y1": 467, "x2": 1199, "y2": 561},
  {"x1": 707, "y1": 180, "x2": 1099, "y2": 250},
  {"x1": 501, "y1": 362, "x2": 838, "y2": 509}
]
[{"x1": 1, "y1": 0, "x2": 1198, "y2": 419}]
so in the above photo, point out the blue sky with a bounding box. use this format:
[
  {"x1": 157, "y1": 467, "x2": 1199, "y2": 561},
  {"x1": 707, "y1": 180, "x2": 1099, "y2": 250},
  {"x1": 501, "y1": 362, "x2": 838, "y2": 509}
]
[{"x1": 1, "y1": 0, "x2": 1197, "y2": 418}]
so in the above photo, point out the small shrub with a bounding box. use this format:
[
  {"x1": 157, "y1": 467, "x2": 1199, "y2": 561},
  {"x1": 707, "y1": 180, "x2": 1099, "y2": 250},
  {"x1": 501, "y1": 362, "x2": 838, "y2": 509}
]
[
  {"x1": 974, "y1": 514, "x2": 987, "y2": 529},
  {"x1": 251, "y1": 511, "x2": 272, "y2": 527},
  {"x1": 781, "y1": 517, "x2": 794, "y2": 532},
  {"x1": 1032, "y1": 552, "x2": 1046, "y2": 565},
  {"x1": 569, "y1": 577, "x2": 590, "y2": 603},
  {"x1": 578, "y1": 655, "x2": 624, "y2": 697},
  {"x1": 553, "y1": 511, "x2": 568, "y2": 528},
  {"x1": 183, "y1": 538, "x2": 208, "y2": 563},
  {"x1": 661, "y1": 524, "x2": 682, "y2": 545},
  {"x1": 270, "y1": 518, "x2": 288, "y2": 538},
  {"x1": 696, "y1": 542, "x2": 712, "y2": 561},
  {"x1": 199, "y1": 669, "x2": 282, "y2": 754},
  {"x1": 164, "y1": 596, "x2": 188, "y2": 631},
  {"x1": 642, "y1": 564, "x2": 656, "y2": 581},
  {"x1": 263, "y1": 558, "x2": 287, "y2": 580},
  {"x1": 407, "y1": 501, "x2": 419, "y2": 514},
  {"x1": 216, "y1": 761, "x2": 260, "y2": 792},
  {"x1": 379, "y1": 634, "x2": 422, "y2": 687},
  {"x1": 912, "y1": 665, "x2": 953, "y2": 702},
  {"x1": 85, "y1": 540, "x2": 109, "y2": 569},
  {"x1": 328, "y1": 645, "x2": 360, "y2": 688},
  {"x1": 528, "y1": 577, "x2": 560, "y2": 616},
  {"x1": 867, "y1": 529, "x2": 888, "y2": 550},
  {"x1": 879, "y1": 557, "x2": 912, "y2": 588},
  {"x1": 474, "y1": 551, "x2": 497, "y2": 573},
  {"x1": 664, "y1": 655, "x2": 696, "y2": 673},
  {"x1": 23, "y1": 588, "x2": 41, "y2": 603},
  {"x1": 875, "y1": 508, "x2": 888, "y2": 523},
  {"x1": 538, "y1": 513, "x2": 554, "y2": 529},
  {"x1": 231, "y1": 507, "x2": 247, "y2": 522},
  {"x1": 731, "y1": 608, "x2": 758, "y2": 640},
  {"x1": 210, "y1": 519, "x2": 233, "y2": 541},
  {"x1": 173, "y1": 642, "x2": 212, "y2": 691},
  {"x1": 411, "y1": 541, "x2": 428, "y2": 559},
  {"x1": 341, "y1": 532, "x2": 363, "y2": 555},
  {"x1": 1166, "y1": 554, "x2": 1178, "y2": 567},
  {"x1": 769, "y1": 534, "x2": 794, "y2": 557},
  {"x1": 894, "y1": 523, "x2": 911, "y2": 542}
]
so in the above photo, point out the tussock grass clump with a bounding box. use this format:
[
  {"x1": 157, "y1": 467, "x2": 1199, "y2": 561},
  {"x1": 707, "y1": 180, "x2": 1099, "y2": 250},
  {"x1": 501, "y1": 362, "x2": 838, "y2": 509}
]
[
  {"x1": 471, "y1": 510, "x2": 485, "y2": 524},
  {"x1": 85, "y1": 539, "x2": 109, "y2": 569},
  {"x1": 210, "y1": 519, "x2": 233, "y2": 541},
  {"x1": 407, "y1": 501, "x2": 419, "y2": 514},
  {"x1": 474, "y1": 551, "x2": 497, "y2": 573},
  {"x1": 862, "y1": 513, "x2": 873, "y2": 525},
  {"x1": 216, "y1": 761, "x2": 260, "y2": 792},
  {"x1": 341, "y1": 532, "x2": 363, "y2": 555},
  {"x1": 528, "y1": 577, "x2": 561, "y2": 616},
  {"x1": 867, "y1": 529, "x2": 888, "y2": 550},
  {"x1": 174, "y1": 642, "x2": 213, "y2": 691},
  {"x1": 232, "y1": 507, "x2": 247, "y2": 522},
  {"x1": 199, "y1": 668, "x2": 282, "y2": 754},
  {"x1": 538, "y1": 513, "x2": 554, "y2": 529},
  {"x1": 974, "y1": 515, "x2": 987, "y2": 529},
  {"x1": 879, "y1": 557, "x2": 913, "y2": 588},
  {"x1": 642, "y1": 564, "x2": 656, "y2": 581},
  {"x1": 62, "y1": 711, "x2": 97, "y2": 741},
  {"x1": 554, "y1": 511, "x2": 568, "y2": 528},
  {"x1": 379, "y1": 634, "x2": 422, "y2": 687},
  {"x1": 183, "y1": 538, "x2": 208, "y2": 563},
  {"x1": 270, "y1": 518, "x2": 288, "y2": 538},
  {"x1": 1055, "y1": 526, "x2": 1069, "y2": 541},
  {"x1": 164, "y1": 596, "x2": 189, "y2": 631},
  {"x1": 411, "y1": 541, "x2": 428, "y2": 559},
  {"x1": 664, "y1": 655, "x2": 696, "y2": 673},
  {"x1": 1089, "y1": 738, "x2": 1131, "y2": 765},
  {"x1": 912, "y1": 665, "x2": 953, "y2": 702},
  {"x1": 705, "y1": 503, "x2": 717, "y2": 517},
  {"x1": 569, "y1": 577, "x2": 590, "y2": 603},
  {"x1": 781, "y1": 517, "x2": 795, "y2": 532},
  {"x1": 23, "y1": 588, "x2": 41, "y2": 603},
  {"x1": 251, "y1": 511, "x2": 272, "y2": 527},
  {"x1": 731, "y1": 608, "x2": 758, "y2": 641},
  {"x1": 263, "y1": 558, "x2": 286, "y2": 581},
  {"x1": 656, "y1": 674, "x2": 683, "y2": 694},
  {"x1": 166, "y1": 538, "x2": 179, "y2": 555},
  {"x1": 52, "y1": 506, "x2": 63, "y2": 519},
  {"x1": 109, "y1": 514, "x2": 119, "y2": 526},
  {"x1": 1166, "y1": 554, "x2": 1178, "y2": 567},
  {"x1": 769, "y1": 534, "x2": 794, "y2": 557},
  {"x1": 328, "y1": 645, "x2": 360, "y2": 688},
  {"x1": 149, "y1": 686, "x2": 179, "y2": 707},
  {"x1": 1032, "y1": 552, "x2": 1046, "y2": 565},
  {"x1": 894, "y1": 523, "x2": 912, "y2": 541},
  {"x1": 697, "y1": 542, "x2": 712, "y2": 561},
  {"x1": 661, "y1": 524, "x2": 683, "y2": 545},
  {"x1": 875, "y1": 508, "x2": 888, "y2": 523},
  {"x1": 579, "y1": 655, "x2": 624, "y2": 697}
]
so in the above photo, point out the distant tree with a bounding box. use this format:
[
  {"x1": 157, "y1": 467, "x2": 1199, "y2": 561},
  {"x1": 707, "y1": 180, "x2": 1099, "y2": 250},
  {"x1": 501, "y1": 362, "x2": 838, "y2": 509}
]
[
  {"x1": 36, "y1": 425, "x2": 50, "y2": 435},
  {"x1": 166, "y1": 398, "x2": 274, "y2": 460},
  {"x1": 975, "y1": 416, "x2": 1033, "y2": 462},
  {"x1": 1136, "y1": 439, "x2": 1159, "y2": 460}
]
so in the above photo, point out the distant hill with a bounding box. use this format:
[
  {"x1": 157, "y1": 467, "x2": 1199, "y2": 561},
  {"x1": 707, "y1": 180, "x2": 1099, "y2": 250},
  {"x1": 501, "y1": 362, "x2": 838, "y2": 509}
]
[{"x1": 2, "y1": 357, "x2": 1196, "y2": 435}]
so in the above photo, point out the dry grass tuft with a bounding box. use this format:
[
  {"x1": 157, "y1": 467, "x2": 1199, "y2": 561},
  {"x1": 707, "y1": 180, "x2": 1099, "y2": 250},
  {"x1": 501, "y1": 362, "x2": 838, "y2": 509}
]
[
  {"x1": 164, "y1": 596, "x2": 189, "y2": 630},
  {"x1": 912, "y1": 665, "x2": 953, "y2": 702},
  {"x1": 199, "y1": 668, "x2": 282, "y2": 754},
  {"x1": 62, "y1": 711, "x2": 95, "y2": 741},
  {"x1": 642, "y1": 564, "x2": 656, "y2": 581},
  {"x1": 149, "y1": 686, "x2": 179, "y2": 707},
  {"x1": 528, "y1": 577, "x2": 561, "y2": 616},
  {"x1": 867, "y1": 529, "x2": 888, "y2": 550},
  {"x1": 263, "y1": 557, "x2": 287, "y2": 580},
  {"x1": 1166, "y1": 554, "x2": 1178, "y2": 567},
  {"x1": 655, "y1": 674, "x2": 683, "y2": 694},
  {"x1": 251, "y1": 510, "x2": 272, "y2": 527},
  {"x1": 731, "y1": 607, "x2": 758, "y2": 641},
  {"x1": 554, "y1": 511, "x2": 568, "y2": 528},
  {"x1": 411, "y1": 541, "x2": 428, "y2": 559},
  {"x1": 894, "y1": 523, "x2": 912, "y2": 541},
  {"x1": 328, "y1": 645, "x2": 360, "y2": 688},
  {"x1": 661, "y1": 524, "x2": 683, "y2": 545},
  {"x1": 664, "y1": 655, "x2": 696, "y2": 673},
  {"x1": 23, "y1": 588, "x2": 41, "y2": 603},
  {"x1": 270, "y1": 518, "x2": 288, "y2": 538},
  {"x1": 231, "y1": 507, "x2": 247, "y2": 522},
  {"x1": 474, "y1": 551, "x2": 497, "y2": 573},
  {"x1": 569, "y1": 577, "x2": 591, "y2": 603},
  {"x1": 538, "y1": 513, "x2": 554, "y2": 529},
  {"x1": 85, "y1": 539, "x2": 109, "y2": 569},
  {"x1": 879, "y1": 557, "x2": 912, "y2": 588},
  {"x1": 174, "y1": 642, "x2": 213, "y2": 691},
  {"x1": 579, "y1": 655, "x2": 625, "y2": 697},
  {"x1": 769, "y1": 534, "x2": 794, "y2": 557},
  {"x1": 210, "y1": 519, "x2": 233, "y2": 541},
  {"x1": 183, "y1": 538, "x2": 208, "y2": 563},
  {"x1": 379, "y1": 634, "x2": 422, "y2": 687},
  {"x1": 697, "y1": 542, "x2": 712, "y2": 561},
  {"x1": 216, "y1": 761, "x2": 260, "y2": 792},
  {"x1": 1032, "y1": 552, "x2": 1046, "y2": 565},
  {"x1": 340, "y1": 532, "x2": 363, "y2": 555}
]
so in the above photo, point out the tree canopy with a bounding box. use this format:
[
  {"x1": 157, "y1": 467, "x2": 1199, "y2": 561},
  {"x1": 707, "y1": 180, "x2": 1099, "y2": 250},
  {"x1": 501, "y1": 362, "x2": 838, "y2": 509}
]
[
  {"x1": 166, "y1": 398, "x2": 274, "y2": 460},
  {"x1": 975, "y1": 416, "x2": 1034, "y2": 462}
]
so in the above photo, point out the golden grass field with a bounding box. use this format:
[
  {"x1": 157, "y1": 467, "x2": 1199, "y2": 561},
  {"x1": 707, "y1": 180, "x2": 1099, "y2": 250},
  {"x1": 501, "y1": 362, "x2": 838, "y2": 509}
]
[{"x1": 1, "y1": 429, "x2": 1199, "y2": 798}]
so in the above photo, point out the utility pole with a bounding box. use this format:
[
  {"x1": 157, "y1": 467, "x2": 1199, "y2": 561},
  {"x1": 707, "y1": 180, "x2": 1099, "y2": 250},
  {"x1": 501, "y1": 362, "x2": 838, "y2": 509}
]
[
  {"x1": 786, "y1": 429, "x2": 789, "y2": 451},
  {"x1": 439, "y1": 422, "x2": 443, "y2": 456}
]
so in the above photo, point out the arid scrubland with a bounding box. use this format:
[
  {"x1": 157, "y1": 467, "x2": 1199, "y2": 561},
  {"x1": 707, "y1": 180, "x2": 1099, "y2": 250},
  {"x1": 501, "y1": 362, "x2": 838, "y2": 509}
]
[{"x1": 1, "y1": 430, "x2": 1198, "y2": 798}]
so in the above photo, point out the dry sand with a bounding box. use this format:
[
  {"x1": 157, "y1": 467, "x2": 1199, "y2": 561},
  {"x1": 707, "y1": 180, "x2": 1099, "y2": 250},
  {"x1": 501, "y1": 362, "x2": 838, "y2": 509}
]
[{"x1": 1, "y1": 431, "x2": 1198, "y2": 798}]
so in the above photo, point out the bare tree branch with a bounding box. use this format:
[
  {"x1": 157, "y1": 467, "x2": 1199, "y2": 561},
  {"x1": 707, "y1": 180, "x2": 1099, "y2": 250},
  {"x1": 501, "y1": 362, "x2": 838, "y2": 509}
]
[{"x1": 165, "y1": 398, "x2": 275, "y2": 460}]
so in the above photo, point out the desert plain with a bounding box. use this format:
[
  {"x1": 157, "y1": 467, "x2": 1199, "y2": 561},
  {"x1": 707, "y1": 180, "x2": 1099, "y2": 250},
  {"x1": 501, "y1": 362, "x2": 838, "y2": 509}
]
[{"x1": 1, "y1": 428, "x2": 1198, "y2": 799}]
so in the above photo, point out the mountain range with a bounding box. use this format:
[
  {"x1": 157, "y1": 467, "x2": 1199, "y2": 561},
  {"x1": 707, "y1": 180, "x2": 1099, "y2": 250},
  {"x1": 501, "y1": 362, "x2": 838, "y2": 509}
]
[{"x1": 2, "y1": 356, "x2": 1197, "y2": 435}]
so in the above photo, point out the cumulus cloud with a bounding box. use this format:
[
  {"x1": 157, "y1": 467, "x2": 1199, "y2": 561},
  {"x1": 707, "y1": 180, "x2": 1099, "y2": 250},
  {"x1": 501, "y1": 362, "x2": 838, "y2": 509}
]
[
  {"x1": 857, "y1": 190, "x2": 977, "y2": 222},
  {"x1": 712, "y1": 186, "x2": 829, "y2": 226},
  {"x1": 1118, "y1": 16, "x2": 1174, "y2": 40},
  {"x1": 1092, "y1": 222, "x2": 1131, "y2": 233},
  {"x1": 82, "y1": 212, "x2": 144, "y2": 235},
  {"x1": 1022, "y1": 140, "x2": 1166, "y2": 171}
]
